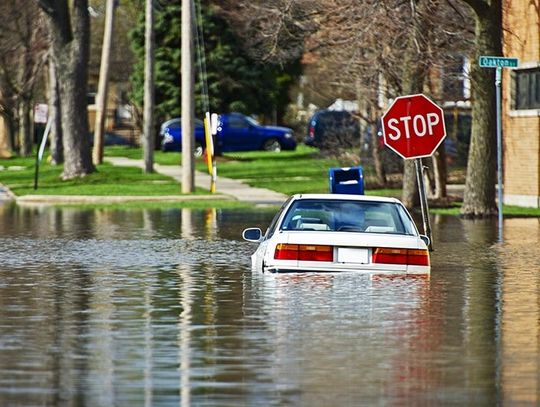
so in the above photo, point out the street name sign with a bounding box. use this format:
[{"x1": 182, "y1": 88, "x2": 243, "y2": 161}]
[
  {"x1": 479, "y1": 56, "x2": 519, "y2": 68},
  {"x1": 479, "y1": 55, "x2": 518, "y2": 241},
  {"x1": 381, "y1": 94, "x2": 447, "y2": 159}
]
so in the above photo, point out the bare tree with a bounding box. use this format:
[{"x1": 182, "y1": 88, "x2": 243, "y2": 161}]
[
  {"x1": 219, "y1": 0, "x2": 473, "y2": 207},
  {"x1": 37, "y1": 0, "x2": 95, "y2": 179},
  {"x1": 0, "y1": 0, "x2": 47, "y2": 156}
]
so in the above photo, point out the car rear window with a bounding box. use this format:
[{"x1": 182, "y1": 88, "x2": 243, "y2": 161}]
[{"x1": 280, "y1": 199, "x2": 416, "y2": 235}]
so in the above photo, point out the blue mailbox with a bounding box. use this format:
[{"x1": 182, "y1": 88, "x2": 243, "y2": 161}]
[{"x1": 328, "y1": 166, "x2": 364, "y2": 195}]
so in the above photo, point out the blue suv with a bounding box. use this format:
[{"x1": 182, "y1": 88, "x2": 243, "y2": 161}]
[
  {"x1": 160, "y1": 113, "x2": 296, "y2": 154},
  {"x1": 160, "y1": 117, "x2": 206, "y2": 155}
]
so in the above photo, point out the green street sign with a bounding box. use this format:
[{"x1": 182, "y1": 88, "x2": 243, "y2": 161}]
[{"x1": 479, "y1": 56, "x2": 519, "y2": 68}]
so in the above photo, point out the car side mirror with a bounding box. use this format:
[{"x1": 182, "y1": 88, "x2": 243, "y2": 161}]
[
  {"x1": 420, "y1": 235, "x2": 430, "y2": 247},
  {"x1": 242, "y1": 228, "x2": 263, "y2": 242}
]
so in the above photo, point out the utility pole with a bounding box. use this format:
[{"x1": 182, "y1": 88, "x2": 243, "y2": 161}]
[
  {"x1": 181, "y1": 0, "x2": 195, "y2": 192},
  {"x1": 93, "y1": 0, "x2": 116, "y2": 165},
  {"x1": 143, "y1": 0, "x2": 155, "y2": 173}
]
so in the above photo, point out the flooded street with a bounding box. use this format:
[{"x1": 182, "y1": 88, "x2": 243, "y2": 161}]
[{"x1": 0, "y1": 203, "x2": 539, "y2": 406}]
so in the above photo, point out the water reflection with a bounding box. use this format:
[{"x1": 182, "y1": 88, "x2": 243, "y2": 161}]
[
  {"x1": 0, "y1": 204, "x2": 539, "y2": 405},
  {"x1": 498, "y1": 218, "x2": 540, "y2": 405}
]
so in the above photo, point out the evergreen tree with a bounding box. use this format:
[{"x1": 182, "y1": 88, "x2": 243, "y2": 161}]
[{"x1": 129, "y1": 0, "x2": 297, "y2": 127}]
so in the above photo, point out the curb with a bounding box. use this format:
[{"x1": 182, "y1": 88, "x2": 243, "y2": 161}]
[
  {"x1": 15, "y1": 194, "x2": 234, "y2": 205},
  {"x1": 0, "y1": 183, "x2": 15, "y2": 202}
]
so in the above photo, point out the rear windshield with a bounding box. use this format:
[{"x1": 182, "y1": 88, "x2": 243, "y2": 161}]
[{"x1": 280, "y1": 199, "x2": 417, "y2": 235}]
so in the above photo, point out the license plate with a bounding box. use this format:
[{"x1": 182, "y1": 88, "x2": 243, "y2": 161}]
[{"x1": 337, "y1": 248, "x2": 369, "y2": 264}]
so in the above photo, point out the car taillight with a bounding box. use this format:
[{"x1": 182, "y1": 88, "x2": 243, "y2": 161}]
[
  {"x1": 309, "y1": 126, "x2": 315, "y2": 138},
  {"x1": 274, "y1": 243, "x2": 298, "y2": 260},
  {"x1": 274, "y1": 244, "x2": 333, "y2": 262},
  {"x1": 407, "y1": 249, "x2": 430, "y2": 266},
  {"x1": 372, "y1": 248, "x2": 429, "y2": 266}
]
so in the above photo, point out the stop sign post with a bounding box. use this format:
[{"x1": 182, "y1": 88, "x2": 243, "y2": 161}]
[{"x1": 381, "y1": 94, "x2": 446, "y2": 251}]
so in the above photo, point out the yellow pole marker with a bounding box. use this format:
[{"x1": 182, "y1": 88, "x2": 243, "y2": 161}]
[{"x1": 204, "y1": 112, "x2": 216, "y2": 193}]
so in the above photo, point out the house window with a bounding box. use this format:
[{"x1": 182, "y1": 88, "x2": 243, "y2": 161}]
[
  {"x1": 442, "y1": 56, "x2": 468, "y2": 101},
  {"x1": 514, "y1": 68, "x2": 540, "y2": 110}
]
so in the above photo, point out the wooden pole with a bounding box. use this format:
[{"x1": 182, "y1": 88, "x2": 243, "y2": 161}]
[
  {"x1": 93, "y1": 0, "x2": 116, "y2": 165},
  {"x1": 415, "y1": 158, "x2": 433, "y2": 251},
  {"x1": 143, "y1": 0, "x2": 155, "y2": 173},
  {"x1": 181, "y1": 0, "x2": 195, "y2": 192}
]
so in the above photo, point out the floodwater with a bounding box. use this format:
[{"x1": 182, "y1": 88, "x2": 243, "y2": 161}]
[{"x1": 0, "y1": 202, "x2": 539, "y2": 406}]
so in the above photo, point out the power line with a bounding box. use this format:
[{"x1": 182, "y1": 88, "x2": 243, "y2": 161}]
[{"x1": 192, "y1": 0, "x2": 210, "y2": 113}]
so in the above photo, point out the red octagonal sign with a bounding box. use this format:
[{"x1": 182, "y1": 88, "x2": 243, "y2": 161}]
[{"x1": 381, "y1": 94, "x2": 446, "y2": 159}]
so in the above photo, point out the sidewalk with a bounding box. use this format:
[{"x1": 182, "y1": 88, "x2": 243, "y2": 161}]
[
  {"x1": 2, "y1": 157, "x2": 462, "y2": 206},
  {"x1": 106, "y1": 157, "x2": 288, "y2": 206},
  {"x1": 2, "y1": 158, "x2": 287, "y2": 206}
]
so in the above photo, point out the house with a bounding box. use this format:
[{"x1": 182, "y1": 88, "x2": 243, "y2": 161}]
[{"x1": 503, "y1": 1, "x2": 540, "y2": 207}]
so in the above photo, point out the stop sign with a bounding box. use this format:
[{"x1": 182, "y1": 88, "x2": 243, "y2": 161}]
[{"x1": 381, "y1": 94, "x2": 446, "y2": 159}]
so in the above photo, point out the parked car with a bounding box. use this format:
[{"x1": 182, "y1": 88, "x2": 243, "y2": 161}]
[
  {"x1": 242, "y1": 193, "x2": 430, "y2": 275},
  {"x1": 160, "y1": 117, "x2": 206, "y2": 156},
  {"x1": 89, "y1": 132, "x2": 133, "y2": 147},
  {"x1": 304, "y1": 110, "x2": 360, "y2": 150},
  {"x1": 160, "y1": 113, "x2": 296, "y2": 154}
]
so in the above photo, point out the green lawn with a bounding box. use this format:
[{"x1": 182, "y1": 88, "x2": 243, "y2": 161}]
[
  {"x1": 0, "y1": 156, "x2": 206, "y2": 197},
  {"x1": 431, "y1": 202, "x2": 540, "y2": 217},
  {"x1": 3, "y1": 146, "x2": 539, "y2": 216},
  {"x1": 106, "y1": 144, "x2": 401, "y2": 196},
  {"x1": 210, "y1": 147, "x2": 341, "y2": 194},
  {"x1": 105, "y1": 145, "x2": 183, "y2": 166},
  {"x1": 107, "y1": 145, "x2": 343, "y2": 194}
]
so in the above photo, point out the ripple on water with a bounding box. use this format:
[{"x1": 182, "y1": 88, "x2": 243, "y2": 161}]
[{"x1": 0, "y1": 237, "x2": 250, "y2": 271}]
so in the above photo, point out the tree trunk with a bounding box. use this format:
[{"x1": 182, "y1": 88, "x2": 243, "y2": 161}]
[
  {"x1": 399, "y1": 0, "x2": 431, "y2": 208},
  {"x1": 40, "y1": 0, "x2": 94, "y2": 180},
  {"x1": 0, "y1": 113, "x2": 12, "y2": 158},
  {"x1": 143, "y1": 0, "x2": 155, "y2": 173},
  {"x1": 93, "y1": 0, "x2": 116, "y2": 165},
  {"x1": 370, "y1": 122, "x2": 386, "y2": 186},
  {"x1": 48, "y1": 56, "x2": 63, "y2": 165},
  {"x1": 432, "y1": 148, "x2": 447, "y2": 199},
  {"x1": 18, "y1": 99, "x2": 33, "y2": 157},
  {"x1": 460, "y1": 0, "x2": 501, "y2": 217},
  {"x1": 402, "y1": 160, "x2": 419, "y2": 208}
]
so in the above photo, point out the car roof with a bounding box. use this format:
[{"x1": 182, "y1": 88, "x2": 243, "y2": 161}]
[
  {"x1": 312, "y1": 110, "x2": 353, "y2": 118},
  {"x1": 162, "y1": 117, "x2": 204, "y2": 127},
  {"x1": 290, "y1": 193, "x2": 402, "y2": 204}
]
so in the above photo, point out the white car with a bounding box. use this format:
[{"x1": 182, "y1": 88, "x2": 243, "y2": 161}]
[{"x1": 242, "y1": 194, "x2": 430, "y2": 275}]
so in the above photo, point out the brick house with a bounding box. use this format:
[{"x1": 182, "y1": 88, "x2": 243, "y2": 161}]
[{"x1": 503, "y1": 1, "x2": 540, "y2": 207}]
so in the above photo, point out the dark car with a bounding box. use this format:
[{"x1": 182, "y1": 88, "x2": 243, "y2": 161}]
[
  {"x1": 89, "y1": 132, "x2": 133, "y2": 147},
  {"x1": 160, "y1": 113, "x2": 296, "y2": 154},
  {"x1": 304, "y1": 110, "x2": 360, "y2": 150}
]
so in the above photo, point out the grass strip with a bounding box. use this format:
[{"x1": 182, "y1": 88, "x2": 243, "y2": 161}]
[
  {"x1": 47, "y1": 200, "x2": 254, "y2": 210},
  {"x1": 431, "y1": 203, "x2": 540, "y2": 217},
  {"x1": 0, "y1": 156, "x2": 206, "y2": 196}
]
